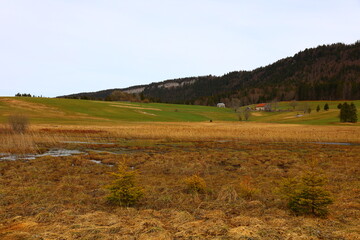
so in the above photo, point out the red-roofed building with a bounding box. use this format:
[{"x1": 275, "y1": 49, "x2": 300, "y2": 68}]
[{"x1": 255, "y1": 103, "x2": 267, "y2": 111}]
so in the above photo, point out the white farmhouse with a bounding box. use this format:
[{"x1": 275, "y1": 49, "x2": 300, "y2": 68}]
[{"x1": 217, "y1": 103, "x2": 225, "y2": 108}]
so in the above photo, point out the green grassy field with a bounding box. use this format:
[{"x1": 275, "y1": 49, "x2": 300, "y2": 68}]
[
  {"x1": 246, "y1": 100, "x2": 360, "y2": 125},
  {"x1": 0, "y1": 97, "x2": 238, "y2": 125},
  {"x1": 1, "y1": 97, "x2": 359, "y2": 125}
]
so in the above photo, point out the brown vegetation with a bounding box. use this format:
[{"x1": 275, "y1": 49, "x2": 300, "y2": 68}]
[
  {"x1": 0, "y1": 123, "x2": 359, "y2": 239},
  {"x1": 7, "y1": 114, "x2": 29, "y2": 133}
]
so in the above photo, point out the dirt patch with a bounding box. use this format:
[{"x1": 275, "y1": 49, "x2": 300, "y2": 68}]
[
  {"x1": 0, "y1": 98, "x2": 108, "y2": 121},
  {"x1": 251, "y1": 112, "x2": 264, "y2": 116},
  {"x1": 0, "y1": 98, "x2": 63, "y2": 114},
  {"x1": 136, "y1": 110, "x2": 157, "y2": 116},
  {"x1": 111, "y1": 104, "x2": 161, "y2": 111}
]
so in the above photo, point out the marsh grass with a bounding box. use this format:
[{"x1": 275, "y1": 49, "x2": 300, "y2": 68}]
[
  {"x1": 0, "y1": 123, "x2": 359, "y2": 239},
  {"x1": 8, "y1": 114, "x2": 29, "y2": 133},
  {"x1": 23, "y1": 122, "x2": 359, "y2": 144},
  {"x1": 0, "y1": 128, "x2": 67, "y2": 154}
]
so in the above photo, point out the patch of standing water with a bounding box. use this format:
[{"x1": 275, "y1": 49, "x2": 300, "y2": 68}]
[
  {"x1": 311, "y1": 142, "x2": 359, "y2": 146},
  {"x1": 62, "y1": 141, "x2": 115, "y2": 145},
  {"x1": 0, "y1": 149, "x2": 84, "y2": 161},
  {"x1": 89, "y1": 159, "x2": 114, "y2": 167}
]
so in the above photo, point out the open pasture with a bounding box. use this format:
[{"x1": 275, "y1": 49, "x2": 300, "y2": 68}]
[
  {"x1": 0, "y1": 97, "x2": 237, "y2": 124},
  {"x1": 248, "y1": 100, "x2": 360, "y2": 125}
]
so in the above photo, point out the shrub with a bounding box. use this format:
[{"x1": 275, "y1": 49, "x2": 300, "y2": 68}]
[
  {"x1": 279, "y1": 171, "x2": 333, "y2": 217},
  {"x1": 105, "y1": 164, "x2": 144, "y2": 207},
  {"x1": 8, "y1": 114, "x2": 29, "y2": 133},
  {"x1": 184, "y1": 175, "x2": 207, "y2": 194}
]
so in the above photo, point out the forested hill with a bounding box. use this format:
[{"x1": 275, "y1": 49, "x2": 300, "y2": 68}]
[{"x1": 59, "y1": 42, "x2": 360, "y2": 107}]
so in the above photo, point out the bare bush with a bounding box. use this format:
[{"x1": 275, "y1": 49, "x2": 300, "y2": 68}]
[{"x1": 8, "y1": 114, "x2": 29, "y2": 133}]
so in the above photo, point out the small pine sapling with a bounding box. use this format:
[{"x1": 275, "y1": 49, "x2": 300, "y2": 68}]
[
  {"x1": 105, "y1": 163, "x2": 144, "y2": 207},
  {"x1": 279, "y1": 171, "x2": 333, "y2": 217}
]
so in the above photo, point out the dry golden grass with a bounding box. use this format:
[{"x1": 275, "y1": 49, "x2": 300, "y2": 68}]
[
  {"x1": 30, "y1": 121, "x2": 359, "y2": 143},
  {"x1": 0, "y1": 122, "x2": 359, "y2": 239},
  {"x1": 0, "y1": 129, "x2": 67, "y2": 155}
]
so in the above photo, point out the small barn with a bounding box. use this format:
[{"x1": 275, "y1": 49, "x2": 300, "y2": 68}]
[
  {"x1": 217, "y1": 103, "x2": 225, "y2": 108},
  {"x1": 255, "y1": 103, "x2": 266, "y2": 111}
]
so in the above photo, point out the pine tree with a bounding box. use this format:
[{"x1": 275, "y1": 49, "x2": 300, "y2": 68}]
[
  {"x1": 337, "y1": 103, "x2": 343, "y2": 109},
  {"x1": 324, "y1": 103, "x2": 329, "y2": 111},
  {"x1": 339, "y1": 102, "x2": 350, "y2": 122},
  {"x1": 339, "y1": 102, "x2": 357, "y2": 123},
  {"x1": 279, "y1": 172, "x2": 333, "y2": 217},
  {"x1": 349, "y1": 103, "x2": 358, "y2": 123},
  {"x1": 316, "y1": 105, "x2": 320, "y2": 112},
  {"x1": 105, "y1": 163, "x2": 144, "y2": 207}
]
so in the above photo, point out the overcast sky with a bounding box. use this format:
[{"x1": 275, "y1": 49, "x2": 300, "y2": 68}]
[{"x1": 1, "y1": 0, "x2": 359, "y2": 97}]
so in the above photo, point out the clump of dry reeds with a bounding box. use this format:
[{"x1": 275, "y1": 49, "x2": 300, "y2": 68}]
[
  {"x1": 8, "y1": 114, "x2": 29, "y2": 133},
  {"x1": 0, "y1": 125, "x2": 67, "y2": 154}
]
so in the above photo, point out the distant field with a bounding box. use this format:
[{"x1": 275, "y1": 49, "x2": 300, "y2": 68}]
[
  {"x1": 246, "y1": 100, "x2": 360, "y2": 125},
  {"x1": 0, "y1": 97, "x2": 237, "y2": 125},
  {"x1": 0, "y1": 97, "x2": 359, "y2": 126}
]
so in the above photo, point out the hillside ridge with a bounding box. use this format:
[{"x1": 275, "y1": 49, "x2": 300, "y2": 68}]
[{"x1": 59, "y1": 41, "x2": 360, "y2": 107}]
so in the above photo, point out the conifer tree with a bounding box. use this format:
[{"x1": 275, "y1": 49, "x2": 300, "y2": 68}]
[
  {"x1": 279, "y1": 172, "x2": 333, "y2": 217},
  {"x1": 324, "y1": 103, "x2": 329, "y2": 111},
  {"x1": 339, "y1": 102, "x2": 350, "y2": 122},
  {"x1": 349, "y1": 103, "x2": 358, "y2": 123},
  {"x1": 316, "y1": 105, "x2": 320, "y2": 112},
  {"x1": 105, "y1": 163, "x2": 144, "y2": 207},
  {"x1": 339, "y1": 102, "x2": 357, "y2": 123}
]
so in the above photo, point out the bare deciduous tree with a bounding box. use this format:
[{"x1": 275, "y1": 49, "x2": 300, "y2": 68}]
[
  {"x1": 238, "y1": 108, "x2": 251, "y2": 121},
  {"x1": 289, "y1": 100, "x2": 298, "y2": 110}
]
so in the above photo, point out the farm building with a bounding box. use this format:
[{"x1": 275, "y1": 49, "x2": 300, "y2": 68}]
[
  {"x1": 255, "y1": 103, "x2": 266, "y2": 111},
  {"x1": 217, "y1": 103, "x2": 225, "y2": 108}
]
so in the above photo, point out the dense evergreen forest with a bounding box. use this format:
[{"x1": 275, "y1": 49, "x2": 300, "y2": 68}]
[{"x1": 60, "y1": 42, "x2": 360, "y2": 107}]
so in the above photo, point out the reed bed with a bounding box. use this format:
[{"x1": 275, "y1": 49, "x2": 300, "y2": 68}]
[
  {"x1": 32, "y1": 122, "x2": 360, "y2": 143},
  {"x1": 1, "y1": 122, "x2": 359, "y2": 155},
  {"x1": 106, "y1": 122, "x2": 360, "y2": 143}
]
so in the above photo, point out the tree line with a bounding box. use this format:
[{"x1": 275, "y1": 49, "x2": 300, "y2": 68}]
[{"x1": 15, "y1": 93, "x2": 44, "y2": 98}]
